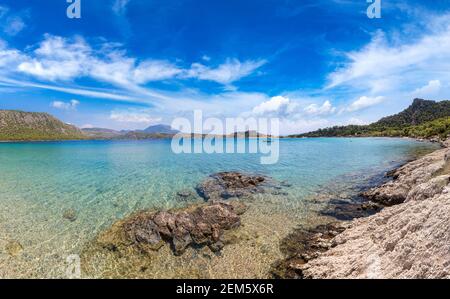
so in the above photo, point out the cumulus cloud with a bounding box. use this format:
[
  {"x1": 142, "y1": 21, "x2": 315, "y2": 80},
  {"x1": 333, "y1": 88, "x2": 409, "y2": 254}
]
[
  {"x1": 413, "y1": 80, "x2": 441, "y2": 97},
  {"x1": 51, "y1": 99, "x2": 80, "y2": 110},
  {"x1": 346, "y1": 96, "x2": 385, "y2": 112},
  {"x1": 304, "y1": 100, "x2": 336, "y2": 115},
  {"x1": 251, "y1": 96, "x2": 298, "y2": 116},
  {"x1": 110, "y1": 110, "x2": 162, "y2": 124},
  {"x1": 0, "y1": 46, "x2": 24, "y2": 70}
]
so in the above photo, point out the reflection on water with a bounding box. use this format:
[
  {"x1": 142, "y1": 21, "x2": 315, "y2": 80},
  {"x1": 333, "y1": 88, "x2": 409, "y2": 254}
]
[{"x1": 0, "y1": 138, "x2": 439, "y2": 278}]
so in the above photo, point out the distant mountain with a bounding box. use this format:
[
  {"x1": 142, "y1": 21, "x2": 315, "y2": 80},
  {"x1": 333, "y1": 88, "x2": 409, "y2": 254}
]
[
  {"x1": 291, "y1": 99, "x2": 450, "y2": 140},
  {"x1": 83, "y1": 124, "x2": 180, "y2": 140},
  {"x1": 118, "y1": 131, "x2": 176, "y2": 140},
  {"x1": 82, "y1": 127, "x2": 123, "y2": 139},
  {"x1": 142, "y1": 124, "x2": 179, "y2": 134},
  {"x1": 0, "y1": 110, "x2": 85, "y2": 141}
]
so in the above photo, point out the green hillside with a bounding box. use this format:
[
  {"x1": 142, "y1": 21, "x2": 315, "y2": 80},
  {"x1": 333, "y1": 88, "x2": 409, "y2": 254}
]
[
  {"x1": 292, "y1": 99, "x2": 450, "y2": 140},
  {"x1": 0, "y1": 110, "x2": 86, "y2": 141}
]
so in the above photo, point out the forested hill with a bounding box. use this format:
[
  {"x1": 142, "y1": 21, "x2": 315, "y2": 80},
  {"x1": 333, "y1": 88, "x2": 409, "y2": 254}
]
[{"x1": 291, "y1": 99, "x2": 450, "y2": 139}]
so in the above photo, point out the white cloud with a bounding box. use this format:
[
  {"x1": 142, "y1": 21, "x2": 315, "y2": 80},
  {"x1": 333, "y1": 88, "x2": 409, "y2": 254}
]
[
  {"x1": 51, "y1": 99, "x2": 80, "y2": 110},
  {"x1": 252, "y1": 96, "x2": 297, "y2": 116},
  {"x1": 186, "y1": 58, "x2": 266, "y2": 85},
  {"x1": 346, "y1": 96, "x2": 385, "y2": 112},
  {"x1": 4, "y1": 16, "x2": 25, "y2": 36},
  {"x1": 112, "y1": 0, "x2": 130, "y2": 15},
  {"x1": 413, "y1": 80, "x2": 441, "y2": 97},
  {"x1": 132, "y1": 60, "x2": 182, "y2": 83},
  {"x1": 304, "y1": 100, "x2": 336, "y2": 115},
  {"x1": 0, "y1": 47, "x2": 24, "y2": 69},
  {"x1": 0, "y1": 6, "x2": 26, "y2": 36},
  {"x1": 9, "y1": 35, "x2": 262, "y2": 91},
  {"x1": 0, "y1": 6, "x2": 8, "y2": 18},
  {"x1": 18, "y1": 35, "x2": 90, "y2": 81},
  {"x1": 110, "y1": 110, "x2": 162, "y2": 124},
  {"x1": 327, "y1": 16, "x2": 450, "y2": 95},
  {"x1": 81, "y1": 124, "x2": 94, "y2": 129}
]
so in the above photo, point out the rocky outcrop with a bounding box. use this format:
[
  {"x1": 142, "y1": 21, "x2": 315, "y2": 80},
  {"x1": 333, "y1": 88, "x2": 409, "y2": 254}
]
[
  {"x1": 362, "y1": 147, "x2": 450, "y2": 205},
  {"x1": 196, "y1": 172, "x2": 268, "y2": 200},
  {"x1": 302, "y1": 189, "x2": 450, "y2": 278},
  {"x1": 98, "y1": 201, "x2": 246, "y2": 256},
  {"x1": 275, "y1": 142, "x2": 450, "y2": 279}
]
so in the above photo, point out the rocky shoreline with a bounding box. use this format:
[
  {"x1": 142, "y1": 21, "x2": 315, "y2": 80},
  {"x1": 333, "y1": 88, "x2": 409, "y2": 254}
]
[{"x1": 273, "y1": 140, "x2": 450, "y2": 279}]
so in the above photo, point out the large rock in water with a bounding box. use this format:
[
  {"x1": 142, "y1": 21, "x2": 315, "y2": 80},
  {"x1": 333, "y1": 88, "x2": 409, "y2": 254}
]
[
  {"x1": 196, "y1": 172, "x2": 267, "y2": 200},
  {"x1": 121, "y1": 201, "x2": 243, "y2": 255}
]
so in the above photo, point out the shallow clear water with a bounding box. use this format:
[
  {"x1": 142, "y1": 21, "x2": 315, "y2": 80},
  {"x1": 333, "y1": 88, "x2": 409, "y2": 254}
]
[{"x1": 0, "y1": 137, "x2": 439, "y2": 278}]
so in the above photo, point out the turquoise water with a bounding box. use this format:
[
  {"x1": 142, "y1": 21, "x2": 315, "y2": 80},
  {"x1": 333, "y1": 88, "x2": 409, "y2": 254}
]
[{"x1": 0, "y1": 138, "x2": 439, "y2": 277}]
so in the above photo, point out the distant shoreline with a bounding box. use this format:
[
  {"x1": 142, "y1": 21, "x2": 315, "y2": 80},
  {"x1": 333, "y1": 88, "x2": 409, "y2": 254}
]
[{"x1": 0, "y1": 135, "x2": 439, "y2": 143}]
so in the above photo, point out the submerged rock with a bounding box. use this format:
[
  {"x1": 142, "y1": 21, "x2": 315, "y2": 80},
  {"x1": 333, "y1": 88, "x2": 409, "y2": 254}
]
[
  {"x1": 97, "y1": 200, "x2": 245, "y2": 256},
  {"x1": 176, "y1": 189, "x2": 199, "y2": 202},
  {"x1": 62, "y1": 209, "x2": 77, "y2": 222},
  {"x1": 5, "y1": 240, "x2": 24, "y2": 257},
  {"x1": 196, "y1": 172, "x2": 268, "y2": 201},
  {"x1": 270, "y1": 223, "x2": 347, "y2": 279},
  {"x1": 320, "y1": 199, "x2": 383, "y2": 221}
]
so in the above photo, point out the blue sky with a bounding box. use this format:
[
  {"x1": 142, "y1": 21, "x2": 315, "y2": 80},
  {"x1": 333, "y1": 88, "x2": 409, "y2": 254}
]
[{"x1": 1, "y1": 0, "x2": 450, "y2": 134}]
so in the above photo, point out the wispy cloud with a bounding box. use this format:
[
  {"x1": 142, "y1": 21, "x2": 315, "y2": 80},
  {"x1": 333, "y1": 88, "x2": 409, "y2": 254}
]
[
  {"x1": 327, "y1": 15, "x2": 450, "y2": 95},
  {"x1": 0, "y1": 77, "x2": 141, "y2": 102},
  {"x1": 2, "y1": 34, "x2": 264, "y2": 98},
  {"x1": 0, "y1": 5, "x2": 27, "y2": 36},
  {"x1": 185, "y1": 58, "x2": 267, "y2": 85},
  {"x1": 112, "y1": 0, "x2": 131, "y2": 15}
]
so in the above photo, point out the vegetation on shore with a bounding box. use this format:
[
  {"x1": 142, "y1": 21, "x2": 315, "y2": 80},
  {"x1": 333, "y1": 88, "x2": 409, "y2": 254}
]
[
  {"x1": 291, "y1": 99, "x2": 450, "y2": 140},
  {"x1": 3, "y1": 98, "x2": 450, "y2": 141}
]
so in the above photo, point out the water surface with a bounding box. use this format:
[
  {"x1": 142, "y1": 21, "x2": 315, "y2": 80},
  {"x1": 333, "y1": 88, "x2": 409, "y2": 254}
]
[{"x1": 0, "y1": 138, "x2": 439, "y2": 278}]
